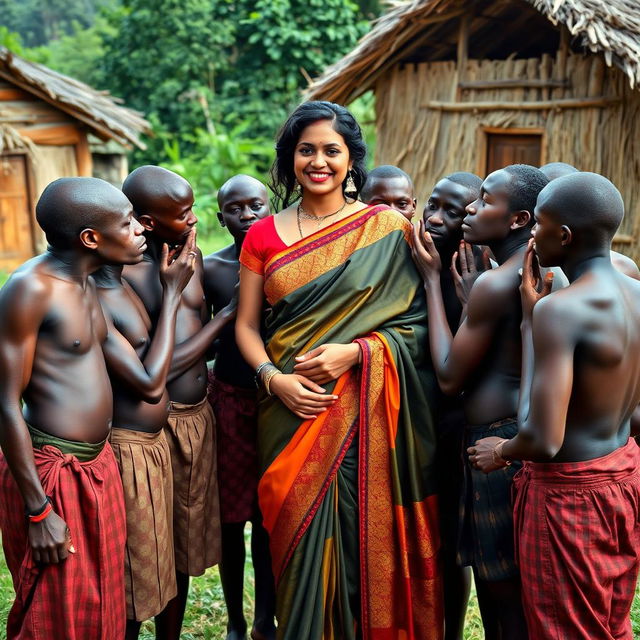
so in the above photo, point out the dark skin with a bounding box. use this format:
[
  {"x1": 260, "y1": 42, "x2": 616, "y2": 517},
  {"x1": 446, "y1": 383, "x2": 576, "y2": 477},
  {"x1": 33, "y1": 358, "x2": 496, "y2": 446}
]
[
  {"x1": 422, "y1": 177, "x2": 484, "y2": 640},
  {"x1": 539, "y1": 162, "x2": 640, "y2": 280},
  {"x1": 361, "y1": 175, "x2": 417, "y2": 221},
  {"x1": 203, "y1": 175, "x2": 276, "y2": 640},
  {"x1": 423, "y1": 178, "x2": 488, "y2": 328},
  {"x1": 471, "y1": 177, "x2": 640, "y2": 471},
  {"x1": 413, "y1": 170, "x2": 532, "y2": 424},
  {"x1": 94, "y1": 234, "x2": 195, "y2": 640},
  {"x1": 0, "y1": 180, "x2": 149, "y2": 566},
  {"x1": 412, "y1": 168, "x2": 533, "y2": 640},
  {"x1": 122, "y1": 167, "x2": 235, "y2": 640},
  {"x1": 123, "y1": 172, "x2": 236, "y2": 406}
]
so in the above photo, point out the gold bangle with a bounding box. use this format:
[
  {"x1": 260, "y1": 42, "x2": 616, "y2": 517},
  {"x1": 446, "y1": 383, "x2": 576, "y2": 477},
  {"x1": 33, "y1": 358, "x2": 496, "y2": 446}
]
[
  {"x1": 492, "y1": 439, "x2": 512, "y2": 467},
  {"x1": 263, "y1": 369, "x2": 281, "y2": 396}
]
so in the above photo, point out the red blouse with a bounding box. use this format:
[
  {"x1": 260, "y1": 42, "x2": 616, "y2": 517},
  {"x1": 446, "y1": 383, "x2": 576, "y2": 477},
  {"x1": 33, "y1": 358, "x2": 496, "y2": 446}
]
[{"x1": 239, "y1": 216, "x2": 288, "y2": 275}]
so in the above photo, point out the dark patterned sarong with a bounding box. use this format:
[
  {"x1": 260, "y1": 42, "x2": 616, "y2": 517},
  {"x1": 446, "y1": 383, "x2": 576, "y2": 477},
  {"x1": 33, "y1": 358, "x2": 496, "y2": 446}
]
[
  {"x1": 458, "y1": 418, "x2": 521, "y2": 581},
  {"x1": 0, "y1": 438, "x2": 126, "y2": 640},
  {"x1": 207, "y1": 372, "x2": 259, "y2": 524},
  {"x1": 514, "y1": 438, "x2": 640, "y2": 640}
]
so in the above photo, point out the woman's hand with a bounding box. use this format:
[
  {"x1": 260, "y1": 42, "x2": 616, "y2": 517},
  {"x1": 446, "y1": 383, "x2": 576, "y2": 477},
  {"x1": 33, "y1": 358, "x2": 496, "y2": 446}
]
[
  {"x1": 520, "y1": 239, "x2": 553, "y2": 321},
  {"x1": 293, "y1": 343, "x2": 361, "y2": 384},
  {"x1": 269, "y1": 373, "x2": 338, "y2": 420}
]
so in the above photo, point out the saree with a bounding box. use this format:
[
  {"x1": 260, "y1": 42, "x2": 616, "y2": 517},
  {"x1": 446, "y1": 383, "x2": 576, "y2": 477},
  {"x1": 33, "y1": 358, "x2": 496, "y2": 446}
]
[{"x1": 253, "y1": 206, "x2": 443, "y2": 639}]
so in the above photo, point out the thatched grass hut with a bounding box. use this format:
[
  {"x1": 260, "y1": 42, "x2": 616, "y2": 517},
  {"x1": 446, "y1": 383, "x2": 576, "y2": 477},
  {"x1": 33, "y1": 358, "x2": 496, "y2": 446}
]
[
  {"x1": 308, "y1": 0, "x2": 640, "y2": 261},
  {"x1": 0, "y1": 47, "x2": 149, "y2": 270}
]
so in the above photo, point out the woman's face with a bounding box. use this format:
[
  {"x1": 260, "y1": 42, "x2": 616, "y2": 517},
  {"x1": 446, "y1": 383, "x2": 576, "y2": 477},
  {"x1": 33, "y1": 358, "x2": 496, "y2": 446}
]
[{"x1": 293, "y1": 119, "x2": 352, "y2": 198}]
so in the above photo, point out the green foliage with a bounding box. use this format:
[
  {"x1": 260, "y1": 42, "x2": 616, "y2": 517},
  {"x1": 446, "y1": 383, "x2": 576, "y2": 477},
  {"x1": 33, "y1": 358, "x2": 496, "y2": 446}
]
[
  {"x1": 0, "y1": 26, "x2": 26, "y2": 54},
  {"x1": 99, "y1": 0, "x2": 367, "y2": 163},
  {"x1": 22, "y1": 18, "x2": 114, "y2": 87},
  {"x1": 216, "y1": 0, "x2": 368, "y2": 139},
  {"x1": 100, "y1": 0, "x2": 237, "y2": 163},
  {"x1": 160, "y1": 122, "x2": 274, "y2": 235},
  {"x1": 0, "y1": 0, "x2": 115, "y2": 47}
]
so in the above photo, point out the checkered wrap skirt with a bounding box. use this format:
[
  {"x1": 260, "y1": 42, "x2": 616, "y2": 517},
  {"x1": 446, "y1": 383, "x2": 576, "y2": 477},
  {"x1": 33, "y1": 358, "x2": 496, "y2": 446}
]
[
  {"x1": 513, "y1": 438, "x2": 640, "y2": 640},
  {"x1": 0, "y1": 442, "x2": 126, "y2": 640}
]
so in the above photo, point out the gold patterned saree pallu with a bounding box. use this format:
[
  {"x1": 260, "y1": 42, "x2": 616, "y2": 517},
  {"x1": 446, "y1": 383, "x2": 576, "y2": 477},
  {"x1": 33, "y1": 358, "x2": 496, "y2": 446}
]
[{"x1": 257, "y1": 207, "x2": 444, "y2": 640}]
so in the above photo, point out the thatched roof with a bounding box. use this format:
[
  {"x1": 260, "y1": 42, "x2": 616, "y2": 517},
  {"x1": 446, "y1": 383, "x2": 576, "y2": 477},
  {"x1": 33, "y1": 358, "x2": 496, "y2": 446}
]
[
  {"x1": 307, "y1": 0, "x2": 640, "y2": 104},
  {"x1": 0, "y1": 47, "x2": 150, "y2": 149}
]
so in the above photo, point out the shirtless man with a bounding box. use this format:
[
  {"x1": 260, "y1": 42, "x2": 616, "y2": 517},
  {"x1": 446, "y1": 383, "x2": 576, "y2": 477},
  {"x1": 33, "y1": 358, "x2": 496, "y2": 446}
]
[
  {"x1": 0, "y1": 177, "x2": 147, "y2": 639},
  {"x1": 539, "y1": 161, "x2": 640, "y2": 279},
  {"x1": 412, "y1": 164, "x2": 550, "y2": 639},
  {"x1": 422, "y1": 171, "x2": 482, "y2": 640},
  {"x1": 94, "y1": 230, "x2": 196, "y2": 639},
  {"x1": 360, "y1": 165, "x2": 417, "y2": 221},
  {"x1": 204, "y1": 174, "x2": 276, "y2": 640},
  {"x1": 122, "y1": 166, "x2": 236, "y2": 639},
  {"x1": 471, "y1": 172, "x2": 640, "y2": 640}
]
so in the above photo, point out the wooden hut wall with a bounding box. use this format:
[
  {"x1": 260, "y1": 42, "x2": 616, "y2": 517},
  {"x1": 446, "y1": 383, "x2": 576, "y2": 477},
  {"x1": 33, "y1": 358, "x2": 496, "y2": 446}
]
[
  {"x1": 375, "y1": 53, "x2": 640, "y2": 261},
  {"x1": 0, "y1": 79, "x2": 90, "y2": 255}
]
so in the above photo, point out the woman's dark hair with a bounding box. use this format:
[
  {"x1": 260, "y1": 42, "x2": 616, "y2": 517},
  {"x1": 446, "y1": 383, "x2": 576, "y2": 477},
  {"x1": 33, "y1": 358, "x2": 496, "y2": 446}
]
[{"x1": 270, "y1": 101, "x2": 368, "y2": 210}]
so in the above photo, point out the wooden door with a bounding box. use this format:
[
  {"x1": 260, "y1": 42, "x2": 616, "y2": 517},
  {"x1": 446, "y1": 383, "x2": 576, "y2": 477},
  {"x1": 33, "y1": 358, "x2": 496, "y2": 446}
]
[
  {"x1": 0, "y1": 155, "x2": 34, "y2": 272},
  {"x1": 486, "y1": 134, "x2": 542, "y2": 174}
]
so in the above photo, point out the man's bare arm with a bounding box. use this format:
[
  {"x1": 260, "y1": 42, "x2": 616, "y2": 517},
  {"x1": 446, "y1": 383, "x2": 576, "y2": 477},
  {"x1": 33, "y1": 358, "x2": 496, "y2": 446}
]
[
  {"x1": 167, "y1": 304, "x2": 236, "y2": 382},
  {"x1": 502, "y1": 298, "x2": 574, "y2": 460},
  {"x1": 412, "y1": 224, "x2": 501, "y2": 395},
  {"x1": 101, "y1": 241, "x2": 195, "y2": 400}
]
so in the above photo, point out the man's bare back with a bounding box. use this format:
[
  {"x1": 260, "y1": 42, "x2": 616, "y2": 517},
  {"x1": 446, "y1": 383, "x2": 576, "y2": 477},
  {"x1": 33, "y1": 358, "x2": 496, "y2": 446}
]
[{"x1": 528, "y1": 266, "x2": 640, "y2": 461}]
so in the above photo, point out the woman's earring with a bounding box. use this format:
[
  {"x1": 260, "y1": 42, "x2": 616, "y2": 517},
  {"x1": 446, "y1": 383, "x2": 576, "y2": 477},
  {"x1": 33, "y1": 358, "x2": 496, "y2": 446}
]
[{"x1": 345, "y1": 170, "x2": 356, "y2": 194}]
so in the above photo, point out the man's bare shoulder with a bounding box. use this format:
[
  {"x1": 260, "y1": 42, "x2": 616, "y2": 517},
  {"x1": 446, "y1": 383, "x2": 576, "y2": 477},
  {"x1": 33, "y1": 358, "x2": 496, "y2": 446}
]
[
  {"x1": 0, "y1": 257, "x2": 63, "y2": 329},
  {"x1": 123, "y1": 256, "x2": 157, "y2": 283},
  {"x1": 612, "y1": 251, "x2": 640, "y2": 280},
  {"x1": 469, "y1": 262, "x2": 519, "y2": 305},
  {"x1": 204, "y1": 244, "x2": 236, "y2": 274}
]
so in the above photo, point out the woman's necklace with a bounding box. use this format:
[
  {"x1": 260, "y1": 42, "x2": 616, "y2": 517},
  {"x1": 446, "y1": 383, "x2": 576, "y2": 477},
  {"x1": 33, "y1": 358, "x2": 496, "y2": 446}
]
[{"x1": 296, "y1": 200, "x2": 347, "y2": 239}]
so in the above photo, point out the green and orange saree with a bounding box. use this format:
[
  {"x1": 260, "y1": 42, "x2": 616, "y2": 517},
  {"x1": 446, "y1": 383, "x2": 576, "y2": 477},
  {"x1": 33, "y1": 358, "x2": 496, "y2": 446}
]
[{"x1": 255, "y1": 206, "x2": 442, "y2": 639}]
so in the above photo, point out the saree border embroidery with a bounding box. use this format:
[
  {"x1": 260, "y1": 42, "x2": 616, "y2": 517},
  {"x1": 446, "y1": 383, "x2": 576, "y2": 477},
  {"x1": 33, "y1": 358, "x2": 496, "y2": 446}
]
[
  {"x1": 264, "y1": 371, "x2": 361, "y2": 582},
  {"x1": 264, "y1": 206, "x2": 411, "y2": 306},
  {"x1": 358, "y1": 333, "x2": 442, "y2": 639}
]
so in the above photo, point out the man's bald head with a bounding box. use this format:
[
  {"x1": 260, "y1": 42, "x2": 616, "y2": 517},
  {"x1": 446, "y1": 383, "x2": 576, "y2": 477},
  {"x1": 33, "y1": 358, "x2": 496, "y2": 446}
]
[
  {"x1": 36, "y1": 177, "x2": 132, "y2": 249},
  {"x1": 122, "y1": 165, "x2": 193, "y2": 216},
  {"x1": 537, "y1": 172, "x2": 624, "y2": 242},
  {"x1": 539, "y1": 162, "x2": 578, "y2": 181},
  {"x1": 217, "y1": 174, "x2": 268, "y2": 208}
]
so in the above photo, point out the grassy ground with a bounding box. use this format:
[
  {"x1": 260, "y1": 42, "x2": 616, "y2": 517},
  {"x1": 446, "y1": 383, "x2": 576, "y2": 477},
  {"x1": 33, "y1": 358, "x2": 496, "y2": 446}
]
[{"x1": 0, "y1": 540, "x2": 639, "y2": 639}]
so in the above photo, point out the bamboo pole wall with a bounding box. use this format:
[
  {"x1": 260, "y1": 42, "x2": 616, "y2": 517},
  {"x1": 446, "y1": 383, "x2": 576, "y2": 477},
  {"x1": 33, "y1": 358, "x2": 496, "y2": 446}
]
[{"x1": 374, "y1": 53, "x2": 640, "y2": 261}]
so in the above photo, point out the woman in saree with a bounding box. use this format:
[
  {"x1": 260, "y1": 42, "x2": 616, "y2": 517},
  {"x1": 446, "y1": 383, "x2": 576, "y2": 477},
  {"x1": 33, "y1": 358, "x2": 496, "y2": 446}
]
[{"x1": 236, "y1": 101, "x2": 443, "y2": 640}]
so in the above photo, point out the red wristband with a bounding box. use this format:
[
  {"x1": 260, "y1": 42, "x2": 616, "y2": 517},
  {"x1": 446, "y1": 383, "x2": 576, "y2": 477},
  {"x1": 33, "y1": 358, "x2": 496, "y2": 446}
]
[{"x1": 28, "y1": 501, "x2": 53, "y2": 523}]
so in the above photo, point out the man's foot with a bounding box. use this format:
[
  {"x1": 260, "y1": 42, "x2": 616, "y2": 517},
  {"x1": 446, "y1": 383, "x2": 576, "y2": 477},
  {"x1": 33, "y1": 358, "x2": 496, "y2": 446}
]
[
  {"x1": 225, "y1": 631, "x2": 248, "y2": 640},
  {"x1": 251, "y1": 626, "x2": 276, "y2": 640}
]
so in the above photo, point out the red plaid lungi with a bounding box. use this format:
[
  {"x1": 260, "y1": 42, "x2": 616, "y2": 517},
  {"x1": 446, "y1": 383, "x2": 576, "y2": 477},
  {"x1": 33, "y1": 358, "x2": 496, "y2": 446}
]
[
  {"x1": 207, "y1": 372, "x2": 259, "y2": 523},
  {"x1": 513, "y1": 438, "x2": 640, "y2": 640},
  {"x1": 0, "y1": 442, "x2": 126, "y2": 640}
]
